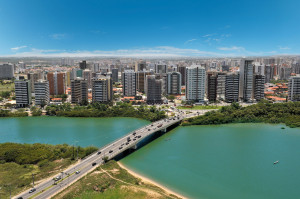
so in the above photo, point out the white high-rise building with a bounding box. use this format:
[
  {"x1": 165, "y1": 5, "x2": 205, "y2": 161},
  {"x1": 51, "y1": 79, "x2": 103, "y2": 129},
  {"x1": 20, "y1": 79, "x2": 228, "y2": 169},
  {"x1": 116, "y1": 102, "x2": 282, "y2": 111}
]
[
  {"x1": 239, "y1": 59, "x2": 254, "y2": 102},
  {"x1": 167, "y1": 72, "x2": 181, "y2": 95},
  {"x1": 0, "y1": 63, "x2": 14, "y2": 80},
  {"x1": 15, "y1": 80, "x2": 32, "y2": 107},
  {"x1": 92, "y1": 76, "x2": 113, "y2": 103},
  {"x1": 34, "y1": 80, "x2": 50, "y2": 106},
  {"x1": 122, "y1": 70, "x2": 136, "y2": 97},
  {"x1": 185, "y1": 65, "x2": 206, "y2": 103},
  {"x1": 288, "y1": 75, "x2": 300, "y2": 102}
]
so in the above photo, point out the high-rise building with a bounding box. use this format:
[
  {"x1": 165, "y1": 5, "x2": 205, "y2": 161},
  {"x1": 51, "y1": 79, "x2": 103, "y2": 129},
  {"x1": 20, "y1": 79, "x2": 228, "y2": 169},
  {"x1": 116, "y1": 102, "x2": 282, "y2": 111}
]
[
  {"x1": 47, "y1": 72, "x2": 66, "y2": 95},
  {"x1": 155, "y1": 74, "x2": 167, "y2": 95},
  {"x1": 92, "y1": 77, "x2": 113, "y2": 103},
  {"x1": 264, "y1": 65, "x2": 274, "y2": 83},
  {"x1": 254, "y1": 75, "x2": 265, "y2": 101},
  {"x1": 225, "y1": 73, "x2": 239, "y2": 103},
  {"x1": 135, "y1": 60, "x2": 147, "y2": 72},
  {"x1": 111, "y1": 68, "x2": 119, "y2": 83},
  {"x1": 166, "y1": 72, "x2": 181, "y2": 95},
  {"x1": 15, "y1": 80, "x2": 31, "y2": 107},
  {"x1": 288, "y1": 76, "x2": 300, "y2": 102},
  {"x1": 292, "y1": 63, "x2": 300, "y2": 74},
  {"x1": 79, "y1": 60, "x2": 87, "y2": 70},
  {"x1": 239, "y1": 59, "x2": 254, "y2": 102},
  {"x1": 0, "y1": 63, "x2": 14, "y2": 80},
  {"x1": 146, "y1": 75, "x2": 162, "y2": 104},
  {"x1": 185, "y1": 65, "x2": 206, "y2": 103},
  {"x1": 207, "y1": 72, "x2": 217, "y2": 102},
  {"x1": 279, "y1": 67, "x2": 292, "y2": 80},
  {"x1": 136, "y1": 71, "x2": 153, "y2": 93},
  {"x1": 27, "y1": 73, "x2": 39, "y2": 93},
  {"x1": 122, "y1": 70, "x2": 137, "y2": 97},
  {"x1": 34, "y1": 80, "x2": 50, "y2": 106},
  {"x1": 178, "y1": 66, "x2": 186, "y2": 85},
  {"x1": 71, "y1": 78, "x2": 88, "y2": 104},
  {"x1": 155, "y1": 64, "x2": 167, "y2": 74},
  {"x1": 217, "y1": 73, "x2": 226, "y2": 100},
  {"x1": 83, "y1": 69, "x2": 92, "y2": 89}
]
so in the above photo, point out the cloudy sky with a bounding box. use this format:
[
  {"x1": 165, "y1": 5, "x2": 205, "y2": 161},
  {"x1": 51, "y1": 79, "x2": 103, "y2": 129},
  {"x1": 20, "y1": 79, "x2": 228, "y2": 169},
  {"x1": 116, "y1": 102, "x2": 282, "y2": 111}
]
[{"x1": 0, "y1": 0, "x2": 299, "y2": 57}]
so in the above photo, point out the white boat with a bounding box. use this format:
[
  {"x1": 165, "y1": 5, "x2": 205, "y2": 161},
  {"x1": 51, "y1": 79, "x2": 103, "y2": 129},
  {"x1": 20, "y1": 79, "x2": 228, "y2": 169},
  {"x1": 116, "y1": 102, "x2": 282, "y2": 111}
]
[{"x1": 273, "y1": 160, "x2": 279, "y2": 164}]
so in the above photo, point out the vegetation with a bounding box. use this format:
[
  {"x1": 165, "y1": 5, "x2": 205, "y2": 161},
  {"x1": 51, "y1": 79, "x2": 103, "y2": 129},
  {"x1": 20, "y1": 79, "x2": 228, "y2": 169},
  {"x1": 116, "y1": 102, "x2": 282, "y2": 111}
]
[
  {"x1": 0, "y1": 81, "x2": 14, "y2": 92},
  {"x1": 184, "y1": 101, "x2": 300, "y2": 128},
  {"x1": 0, "y1": 91, "x2": 10, "y2": 98},
  {"x1": 46, "y1": 102, "x2": 166, "y2": 122},
  {"x1": 178, "y1": 105, "x2": 222, "y2": 110},
  {"x1": 0, "y1": 143, "x2": 97, "y2": 198},
  {"x1": 0, "y1": 109, "x2": 28, "y2": 117},
  {"x1": 270, "y1": 79, "x2": 288, "y2": 84},
  {"x1": 53, "y1": 160, "x2": 180, "y2": 199},
  {"x1": 31, "y1": 106, "x2": 42, "y2": 116}
]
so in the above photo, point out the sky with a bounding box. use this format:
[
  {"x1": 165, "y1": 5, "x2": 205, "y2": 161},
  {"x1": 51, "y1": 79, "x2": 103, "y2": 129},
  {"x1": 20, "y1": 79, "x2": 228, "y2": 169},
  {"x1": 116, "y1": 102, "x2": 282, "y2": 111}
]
[{"x1": 0, "y1": 0, "x2": 300, "y2": 57}]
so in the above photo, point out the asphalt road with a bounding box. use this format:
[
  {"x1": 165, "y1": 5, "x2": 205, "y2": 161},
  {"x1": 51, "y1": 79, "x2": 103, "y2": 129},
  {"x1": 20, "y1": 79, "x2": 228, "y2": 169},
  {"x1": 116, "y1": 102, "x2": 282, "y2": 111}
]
[{"x1": 14, "y1": 111, "x2": 203, "y2": 199}]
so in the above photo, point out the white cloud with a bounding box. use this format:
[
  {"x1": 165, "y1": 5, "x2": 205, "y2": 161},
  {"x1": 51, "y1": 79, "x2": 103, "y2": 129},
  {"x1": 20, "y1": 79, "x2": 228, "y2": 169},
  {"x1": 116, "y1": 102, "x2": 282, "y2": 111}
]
[
  {"x1": 50, "y1": 33, "x2": 66, "y2": 40},
  {"x1": 11, "y1": 46, "x2": 27, "y2": 51},
  {"x1": 184, "y1": 39, "x2": 197, "y2": 44},
  {"x1": 202, "y1": 34, "x2": 215, "y2": 38},
  {"x1": 218, "y1": 46, "x2": 245, "y2": 51},
  {"x1": 279, "y1": 46, "x2": 290, "y2": 50},
  {"x1": 1, "y1": 46, "x2": 281, "y2": 58}
]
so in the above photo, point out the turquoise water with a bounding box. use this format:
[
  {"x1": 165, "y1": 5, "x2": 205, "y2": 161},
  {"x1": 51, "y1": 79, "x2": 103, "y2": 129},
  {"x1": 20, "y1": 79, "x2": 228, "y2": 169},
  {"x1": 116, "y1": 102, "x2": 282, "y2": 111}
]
[
  {"x1": 0, "y1": 117, "x2": 149, "y2": 147},
  {"x1": 121, "y1": 123, "x2": 300, "y2": 199}
]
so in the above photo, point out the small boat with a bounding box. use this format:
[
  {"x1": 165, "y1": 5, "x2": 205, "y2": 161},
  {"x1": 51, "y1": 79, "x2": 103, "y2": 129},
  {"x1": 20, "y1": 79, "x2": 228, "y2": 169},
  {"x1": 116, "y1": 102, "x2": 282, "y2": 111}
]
[{"x1": 273, "y1": 160, "x2": 279, "y2": 164}]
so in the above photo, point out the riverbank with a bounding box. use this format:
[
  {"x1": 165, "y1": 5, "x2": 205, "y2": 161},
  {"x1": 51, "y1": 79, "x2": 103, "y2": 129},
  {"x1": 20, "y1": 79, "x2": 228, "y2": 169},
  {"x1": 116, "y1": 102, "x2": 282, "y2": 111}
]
[
  {"x1": 53, "y1": 160, "x2": 183, "y2": 199},
  {"x1": 118, "y1": 162, "x2": 187, "y2": 199},
  {"x1": 183, "y1": 101, "x2": 300, "y2": 128},
  {"x1": 0, "y1": 143, "x2": 97, "y2": 198}
]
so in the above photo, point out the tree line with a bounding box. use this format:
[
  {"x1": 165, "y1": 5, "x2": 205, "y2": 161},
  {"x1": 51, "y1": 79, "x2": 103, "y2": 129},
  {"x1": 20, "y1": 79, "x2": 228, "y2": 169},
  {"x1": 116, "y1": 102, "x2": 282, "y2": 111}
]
[{"x1": 184, "y1": 100, "x2": 300, "y2": 128}]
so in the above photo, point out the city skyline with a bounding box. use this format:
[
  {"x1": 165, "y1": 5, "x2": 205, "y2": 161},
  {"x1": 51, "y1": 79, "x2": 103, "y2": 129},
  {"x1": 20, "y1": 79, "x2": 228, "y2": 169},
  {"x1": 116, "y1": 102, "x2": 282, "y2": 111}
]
[{"x1": 1, "y1": 0, "x2": 300, "y2": 57}]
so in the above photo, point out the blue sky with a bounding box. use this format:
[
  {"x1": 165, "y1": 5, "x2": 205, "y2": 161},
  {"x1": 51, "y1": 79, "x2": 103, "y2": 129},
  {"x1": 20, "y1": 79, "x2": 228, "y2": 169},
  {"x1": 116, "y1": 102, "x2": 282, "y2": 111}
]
[{"x1": 0, "y1": 0, "x2": 299, "y2": 57}]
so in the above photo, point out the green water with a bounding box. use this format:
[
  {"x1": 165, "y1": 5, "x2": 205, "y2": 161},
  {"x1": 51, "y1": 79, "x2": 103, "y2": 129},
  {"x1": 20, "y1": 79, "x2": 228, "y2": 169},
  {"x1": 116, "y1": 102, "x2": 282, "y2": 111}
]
[
  {"x1": 0, "y1": 117, "x2": 149, "y2": 147},
  {"x1": 121, "y1": 123, "x2": 300, "y2": 199}
]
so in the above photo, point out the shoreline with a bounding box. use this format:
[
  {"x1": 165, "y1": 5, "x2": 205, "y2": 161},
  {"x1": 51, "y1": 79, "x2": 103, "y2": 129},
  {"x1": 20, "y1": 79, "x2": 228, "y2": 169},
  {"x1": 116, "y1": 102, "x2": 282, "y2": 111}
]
[{"x1": 118, "y1": 162, "x2": 188, "y2": 199}]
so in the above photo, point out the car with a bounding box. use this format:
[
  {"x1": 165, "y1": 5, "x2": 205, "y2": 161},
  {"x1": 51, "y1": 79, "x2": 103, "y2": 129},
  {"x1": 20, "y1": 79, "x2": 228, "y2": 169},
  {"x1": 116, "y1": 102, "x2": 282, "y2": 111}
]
[
  {"x1": 17, "y1": 197, "x2": 23, "y2": 199},
  {"x1": 132, "y1": 132, "x2": 136, "y2": 135},
  {"x1": 29, "y1": 188, "x2": 36, "y2": 193},
  {"x1": 121, "y1": 143, "x2": 124, "y2": 146},
  {"x1": 126, "y1": 142, "x2": 129, "y2": 145},
  {"x1": 109, "y1": 150, "x2": 113, "y2": 153},
  {"x1": 138, "y1": 135, "x2": 141, "y2": 138},
  {"x1": 148, "y1": 129, "x2": 151, "y2": 131},
  {"x1": 97, "y1": 151, "x2": 102, "y2": 155},
  {"x1": 76, "y1": 171, "x2": 80, "y2": 174},
  {"x1": 92, "y1": 162, "x2": 97, "y2": 166},
  {"x1": 119, "y1": 147, "x2": 123, "y2": 150},
  {"x1": 133, "y1": 138, "x2": 136, "y2": 141}
]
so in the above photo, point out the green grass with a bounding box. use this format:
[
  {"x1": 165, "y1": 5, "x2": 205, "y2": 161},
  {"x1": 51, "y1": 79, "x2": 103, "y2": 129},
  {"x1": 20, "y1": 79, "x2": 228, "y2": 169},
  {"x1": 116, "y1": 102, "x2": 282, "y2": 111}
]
[
  {"x1": 0, "y1": 159, "x2": 74, "y2": 198},
  {"x1": 53, "y1": 161, "x2": 180, "y2": 199},
  {"x1": 0, "y1": 83, "x2": 14, "y2": 92},
  {"x1": 178, "y1": 105, "x2": 222, "y2": 110}
]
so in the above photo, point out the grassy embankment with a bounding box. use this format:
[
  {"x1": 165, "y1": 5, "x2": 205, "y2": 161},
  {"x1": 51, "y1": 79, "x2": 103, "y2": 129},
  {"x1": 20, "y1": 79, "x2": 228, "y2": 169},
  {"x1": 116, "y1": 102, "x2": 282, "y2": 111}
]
[
  {"x1": 0, "y1": 82, "x2": 14, "y2": 92},
  {"x1": 53, "y1": 160, "x2": 181, "y2": 199},
  {"x1": 183, "y1": 101, "x2": 300, "y2": 128},
  {"x1": 177, "y1": 105, "x2": 222, "y2": 110},
  {"x1": 0, "y1": 143, "x2": 97, "y2": 198}
]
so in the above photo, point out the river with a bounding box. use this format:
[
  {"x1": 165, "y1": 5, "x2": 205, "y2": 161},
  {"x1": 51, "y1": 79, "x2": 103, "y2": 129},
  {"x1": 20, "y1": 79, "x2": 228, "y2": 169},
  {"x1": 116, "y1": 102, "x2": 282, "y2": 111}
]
[
  {"x1": 1, "y1": 118, "x2": 300, "y2": 198},
  {"x1": 120, "y1": 123, "x2": 300, "y2": 199}
]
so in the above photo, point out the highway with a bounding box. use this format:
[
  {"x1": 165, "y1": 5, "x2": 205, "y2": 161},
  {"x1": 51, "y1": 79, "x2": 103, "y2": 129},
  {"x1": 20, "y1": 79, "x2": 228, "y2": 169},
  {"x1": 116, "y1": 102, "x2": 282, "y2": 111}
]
[{"x1": 14, "y1": 110, "x2": 209, "y2": 199}]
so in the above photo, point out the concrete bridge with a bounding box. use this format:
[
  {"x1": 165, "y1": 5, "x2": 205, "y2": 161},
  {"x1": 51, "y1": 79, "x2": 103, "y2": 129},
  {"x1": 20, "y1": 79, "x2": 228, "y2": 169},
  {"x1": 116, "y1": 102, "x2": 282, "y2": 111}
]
[{"x1": 15, "y1": 110, "x2": 210, "y2": 199}]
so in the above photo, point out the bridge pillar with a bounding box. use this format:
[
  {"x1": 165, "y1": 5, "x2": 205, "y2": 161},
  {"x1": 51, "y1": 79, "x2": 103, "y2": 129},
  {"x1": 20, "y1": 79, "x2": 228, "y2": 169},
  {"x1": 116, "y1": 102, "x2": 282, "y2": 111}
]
[
  {"x1": 162, "y1": 128, "x2": 167, "y2": 133},
  {"x1": 131, "y1": 145, "x2": 137, "y2": 150}
]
